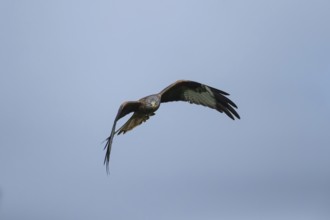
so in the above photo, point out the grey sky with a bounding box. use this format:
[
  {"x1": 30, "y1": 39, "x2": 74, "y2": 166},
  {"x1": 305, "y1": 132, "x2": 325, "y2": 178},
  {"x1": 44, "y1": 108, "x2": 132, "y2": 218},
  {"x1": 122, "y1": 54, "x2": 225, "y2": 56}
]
[{"x1": 1, "y1": 0, "x2": 330, "y2": 219}]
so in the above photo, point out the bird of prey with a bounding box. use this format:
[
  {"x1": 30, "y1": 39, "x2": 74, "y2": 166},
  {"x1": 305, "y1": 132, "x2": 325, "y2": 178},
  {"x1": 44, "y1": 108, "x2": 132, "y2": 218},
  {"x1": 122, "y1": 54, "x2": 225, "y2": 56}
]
[{"x1": 104, "y1": 80, "x2": 240, "y2": 172}]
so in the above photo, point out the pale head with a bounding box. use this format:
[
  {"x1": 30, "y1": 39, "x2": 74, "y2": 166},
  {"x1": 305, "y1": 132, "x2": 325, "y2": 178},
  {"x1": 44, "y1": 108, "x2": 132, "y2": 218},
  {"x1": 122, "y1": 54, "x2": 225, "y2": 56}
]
[{"x1": 145, "y1": 95, "x2": 161, "y2": 110}]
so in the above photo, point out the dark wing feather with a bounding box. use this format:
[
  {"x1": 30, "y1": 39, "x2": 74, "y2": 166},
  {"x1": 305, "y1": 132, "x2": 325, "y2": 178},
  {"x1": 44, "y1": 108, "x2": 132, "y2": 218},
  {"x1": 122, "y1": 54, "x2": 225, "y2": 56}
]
[
  {"x1": 104, "y1": 101, "x2": 141, "y2": 174},
  {"x1": 159, "y1": 80, "x2": 240, "y2": 120}
]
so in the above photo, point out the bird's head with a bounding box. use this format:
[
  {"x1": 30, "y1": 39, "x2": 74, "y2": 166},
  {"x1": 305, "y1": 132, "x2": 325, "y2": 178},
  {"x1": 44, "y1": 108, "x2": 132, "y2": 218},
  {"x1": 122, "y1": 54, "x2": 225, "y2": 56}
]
[
  {"x1": 150, "y1": 100, "x2": 157, "y2": 107},
  {"x1": 146, "y1": 95, "x2": 160, "y2": 109}
]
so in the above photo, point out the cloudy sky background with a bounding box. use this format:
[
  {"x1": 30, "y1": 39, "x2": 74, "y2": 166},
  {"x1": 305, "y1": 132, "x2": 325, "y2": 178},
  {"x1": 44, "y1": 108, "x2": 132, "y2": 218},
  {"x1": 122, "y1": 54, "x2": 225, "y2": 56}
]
[{"x1": 1, "y1": 0, "x2": 330, "y2": 219}]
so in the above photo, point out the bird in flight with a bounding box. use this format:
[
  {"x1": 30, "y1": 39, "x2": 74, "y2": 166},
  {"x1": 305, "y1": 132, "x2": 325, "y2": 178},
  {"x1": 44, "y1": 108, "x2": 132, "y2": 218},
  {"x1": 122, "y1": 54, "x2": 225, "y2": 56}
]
[{"x1": 103, "y1": 80, "x2": 240, "y2": 173}]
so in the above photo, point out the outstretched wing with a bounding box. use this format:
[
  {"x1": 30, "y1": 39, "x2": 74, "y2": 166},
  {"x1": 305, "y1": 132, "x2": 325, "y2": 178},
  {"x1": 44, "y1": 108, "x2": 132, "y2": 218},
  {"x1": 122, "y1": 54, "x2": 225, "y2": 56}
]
[
  {"x1": 159, "y1": 80, "x2": 240, "y2": 120},
  {"x1": 104, "y1": 101, "x2": 141, "y2": 173},
  {"x1": 116, "y1": 112, "x2": 155, "y2": 135}
]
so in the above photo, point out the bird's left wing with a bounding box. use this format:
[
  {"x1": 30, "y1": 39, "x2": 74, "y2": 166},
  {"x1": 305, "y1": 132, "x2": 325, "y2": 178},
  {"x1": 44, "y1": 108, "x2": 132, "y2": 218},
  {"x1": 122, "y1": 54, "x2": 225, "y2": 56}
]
[
  {"x1": 159, "y1": 80, "x2": 240, "y2": 120},
  {"x1": 104, "y1": 101, "x2": 141, "y2": 173}
]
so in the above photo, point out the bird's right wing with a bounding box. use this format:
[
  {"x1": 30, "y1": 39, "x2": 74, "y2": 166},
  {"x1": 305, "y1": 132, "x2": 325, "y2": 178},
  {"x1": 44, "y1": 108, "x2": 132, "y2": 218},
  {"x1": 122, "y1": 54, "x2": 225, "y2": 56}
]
[{"x1": 104, "y1": 101, "x2": 141, "y2": 173}]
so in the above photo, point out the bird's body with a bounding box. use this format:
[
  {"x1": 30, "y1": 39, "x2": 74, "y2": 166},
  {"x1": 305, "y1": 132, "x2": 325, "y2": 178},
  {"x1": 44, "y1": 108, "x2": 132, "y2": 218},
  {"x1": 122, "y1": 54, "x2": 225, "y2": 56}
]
[
  {"x1": 103, "y1": 80, "x2": 240, "y2": 173},
  {"x1": 139, "y1": 94, "x2": 161, "y2": 112},
  {"x1": 116, "y1": 94, "x2": 160, "y2": 135}
]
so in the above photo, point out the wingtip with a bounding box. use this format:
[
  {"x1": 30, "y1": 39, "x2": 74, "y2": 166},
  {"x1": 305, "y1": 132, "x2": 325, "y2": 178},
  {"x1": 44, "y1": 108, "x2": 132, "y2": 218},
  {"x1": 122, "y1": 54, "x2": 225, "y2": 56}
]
[
  {"x1": 227, "y1": 112, "x2": 240, "y2": 120},
  {"x1": 103, "y1": 135, "x2": 113, "y2": 175},
  {"x1": 105, "y1": 163, "x2": 110, "y2": 175},
  {"x1": 231, "y1": 108, "x2": 241, "y2": 120},
  {"x1": 104, "y1": 153, "x2": 111, "y2": 175}
]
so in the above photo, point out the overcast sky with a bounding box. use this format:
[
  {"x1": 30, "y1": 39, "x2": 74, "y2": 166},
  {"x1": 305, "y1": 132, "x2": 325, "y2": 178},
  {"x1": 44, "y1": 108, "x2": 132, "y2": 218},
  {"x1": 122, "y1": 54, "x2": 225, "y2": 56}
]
[{"x1": 0, "y1": 0, "x2": 330, "y2": 219}]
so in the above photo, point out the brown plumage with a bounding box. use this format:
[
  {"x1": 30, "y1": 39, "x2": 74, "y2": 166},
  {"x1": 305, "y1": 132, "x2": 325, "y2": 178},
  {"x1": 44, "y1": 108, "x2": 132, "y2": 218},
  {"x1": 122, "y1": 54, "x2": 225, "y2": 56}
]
[{"x1": 104, "y1": 80, "x2": 240, "y2": 173}]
